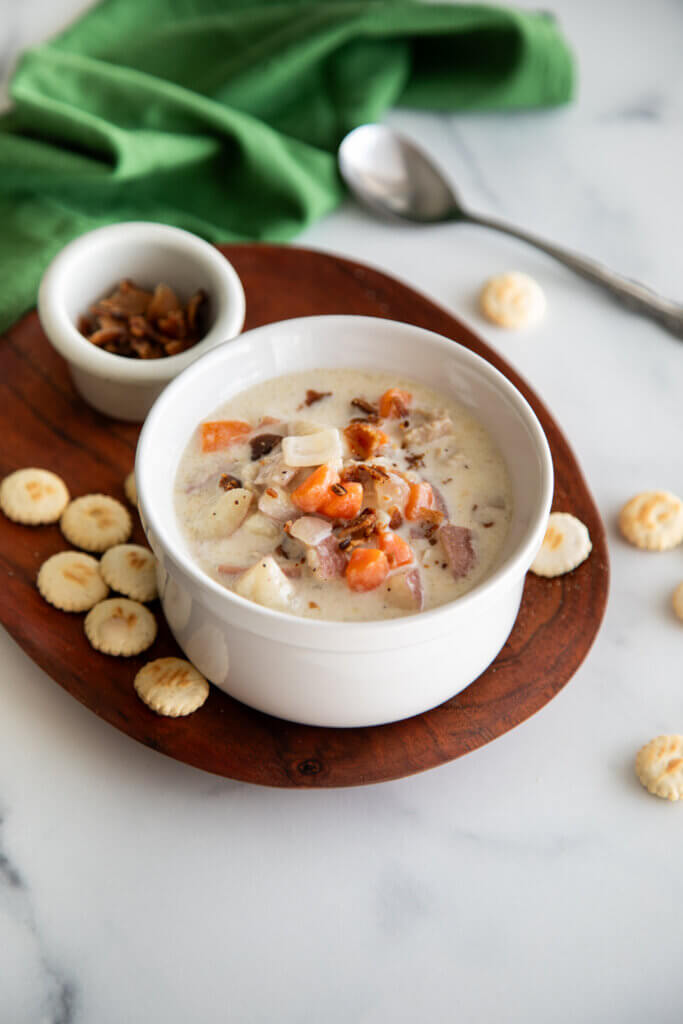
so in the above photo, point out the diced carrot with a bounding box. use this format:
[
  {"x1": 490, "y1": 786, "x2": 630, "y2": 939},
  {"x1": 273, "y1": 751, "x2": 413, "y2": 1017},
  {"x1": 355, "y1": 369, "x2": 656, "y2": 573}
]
[
  {"x1": 201, "y1": 420, "x2": 251, "y2": 453},
  {"x1": 378, "y1": 388, "x2": 412, "y2": 418},
  {"x1": 291, "y1": 464, "x2": 339, "y2": 513},
  {"x1": 318, "y1": 481, "x2": 363, "y2": 521},
  {"x1": 377, "y1": 530, "x2": 414, "y2": 569},
  {"x1": 344, "y1": 422, "x2": 390, "y2": 459},
  {"x1": 345, "y1": 548, "x2": 389, "y2": 592},
  {"x1": 405, "y1": 481, "x2": 434, "y2": 521}
]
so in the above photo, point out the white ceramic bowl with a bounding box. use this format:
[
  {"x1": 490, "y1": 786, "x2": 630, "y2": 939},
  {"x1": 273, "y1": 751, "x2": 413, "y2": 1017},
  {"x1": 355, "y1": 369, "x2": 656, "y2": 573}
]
[
  {"x1": 38, "y1": 222, "x2": 246, "y2": 422},
  {"x1": 136, "y1": 315, "x2": 553, "y2": 728}
]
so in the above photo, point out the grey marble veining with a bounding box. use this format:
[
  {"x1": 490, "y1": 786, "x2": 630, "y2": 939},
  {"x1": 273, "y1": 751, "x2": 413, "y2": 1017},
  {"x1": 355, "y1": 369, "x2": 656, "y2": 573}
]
[
  {"x1": 1, "y1": 810, "x2": 77, "y2": 1023},
  {"x1": 0, "y1": 1, "x2": 682, "y2": 1022}
]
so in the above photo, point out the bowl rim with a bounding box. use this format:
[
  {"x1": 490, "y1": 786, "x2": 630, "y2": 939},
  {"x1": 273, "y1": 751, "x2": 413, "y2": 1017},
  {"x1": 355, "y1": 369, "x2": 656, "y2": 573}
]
[
  {"x1": 37, "y1": 221, "x2": 246, "y2": 384},
  {"x1": 137, "y1": 314, "x2": 554, "y2": 642}
]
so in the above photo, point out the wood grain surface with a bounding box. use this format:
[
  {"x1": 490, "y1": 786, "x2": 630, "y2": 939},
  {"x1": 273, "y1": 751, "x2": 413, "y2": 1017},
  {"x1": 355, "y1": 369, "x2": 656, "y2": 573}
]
[{"x1": 0, "y1": 244, "x2": 609, "y2": 787}]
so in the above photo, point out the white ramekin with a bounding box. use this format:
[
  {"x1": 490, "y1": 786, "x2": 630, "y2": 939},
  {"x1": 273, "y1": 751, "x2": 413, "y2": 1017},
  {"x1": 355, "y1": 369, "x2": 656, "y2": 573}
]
[
  {"x1": 38, "y1": 222, "x2": 246, "y2": 422},
  {"x1": 136, "y1": 315, "x2": 553, "y2": 728}
]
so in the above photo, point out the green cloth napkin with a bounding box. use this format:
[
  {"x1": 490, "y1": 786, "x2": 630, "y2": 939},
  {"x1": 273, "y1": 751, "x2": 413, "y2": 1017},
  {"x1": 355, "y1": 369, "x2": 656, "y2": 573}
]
[{"x1": 0, "y1": 0, "x2": 574, "y2": 333}]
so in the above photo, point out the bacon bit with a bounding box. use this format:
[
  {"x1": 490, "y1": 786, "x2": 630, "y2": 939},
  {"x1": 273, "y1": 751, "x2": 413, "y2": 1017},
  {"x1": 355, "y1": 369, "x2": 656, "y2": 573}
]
[
  {"x1": 389, "y1": 508, "x2": 403, "y2": 530},
  {"x1": 341, "y1": 462, "x2": 389, "y2": 484},
  {"x1": 83, "y1": 279, "x2": 207, "y2": 359},
  {"x1": 336, "y1": 507, "x2": 376, "y2": 541},
  {"x1": 219, "y1": 473, "x2": 242, "y2": 492},
  {"x1": 164, "y1": 340, "x2": 183, "y2": 355},
  {"x1": 130, "y1": 337, "x2": 163, "y2": 359},
  {"x1": 379, "y1": 388, "x2": 412, "y2": 419},
  {"x1": 300, "y1": 389, "x2": 332, "y2": 408},
  {"x1": 308, "y1": 601, "x2": 319, "y2": 610},
  {"x1": 157, "y1": 308, "x2": 187, "y2": 339},
  {"x1": 130, "y1": 315, "x2": 164, "y2": 343},
  {"x1": 350, "y1": 397, "x2": 379, "y2": 417},
  {"x1": 409, "y1": 508, "x2": 444, "y2": 541},
  {"x1": 275, "y1": 543, "x2": 290, "y2": 559},
  {"x1": 344, "y1": 422, "x2": 390, "y2": 460},
  {"x1": 405, "y1": 452, "x2": 425, "y2": 469},
  {"x1": 147, "y1": 283, "x2": 181, "y2": 320},
  {"x1": 186, "y1": 289, "x2": 207, "y2": 331},
  {"x1": 88, "y1": 325, "x2": 127, "y2": 347},
  {"x1": 421, "y1": 508, "x2": 445, "y2": 527},
  {"x1": 265, "y1": 487, "x2": 278, "y2": 498},
  {"x1": 92, "y1": 279, "x2": 151, "y2": 317},
  {"x1": 442, "y1": 477, "x2": 453, "y2": 485},
  {"x1": 330, "y1": 483, "x2": 347, "y2": 496},
  {"x1": 249, "y1": 433, "x2": 282, "y2": 460}
]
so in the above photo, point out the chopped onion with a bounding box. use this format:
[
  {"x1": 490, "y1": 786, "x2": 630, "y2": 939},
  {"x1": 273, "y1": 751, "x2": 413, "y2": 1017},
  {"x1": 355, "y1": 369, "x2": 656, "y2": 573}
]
[
  {"x1": 281, "y1": 428, "x2": 342, "y2": 468},
  {"x1": 288, "y1": 515, "x2": 332, "y2": 547}
]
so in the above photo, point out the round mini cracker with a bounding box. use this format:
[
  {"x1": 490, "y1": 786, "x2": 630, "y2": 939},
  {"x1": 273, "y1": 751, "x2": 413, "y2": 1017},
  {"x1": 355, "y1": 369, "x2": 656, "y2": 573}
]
[
  {"x1": 480, "y1": 271, "x2": 546, "y2": 329},
  {"x1": 0, "y1": 468, "x2": 70, "y2": 525},
  {"x1": 134, "y1": 657, "x2": 209, "y2": 717},
  {"x1": 672, "y1": 582, "x2": 683, "y2": 623},
  {"x1": 619, "y1": 491, "x2": 683, "y2": 551},
  {"x1": 37, "y1": 550, "x2": 108, "y2": 612},
  {"x1": 124, "y1": 471, "x2": 137, "y2": 507},
  {"x1": 84, "y1": 597, "x2": 156, "y2": 656},
  {"x1": 61, "y1": 494, "x2": 132, "y2": 553},
  {"x1": 530, "y1": 512, "x2": 592, "y2": 578},
  {"x1": 635, "y1": 735, "x2": 683, "y2": 801},
  {"x1": 100, "y1": 544, "x2": 158, "y2": 602}
]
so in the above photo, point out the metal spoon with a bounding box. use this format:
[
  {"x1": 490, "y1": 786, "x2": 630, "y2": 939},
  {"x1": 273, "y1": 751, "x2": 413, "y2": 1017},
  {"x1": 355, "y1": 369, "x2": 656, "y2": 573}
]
[{"x1": 338, "y1": 124, "x2": 683, "y2": 338}]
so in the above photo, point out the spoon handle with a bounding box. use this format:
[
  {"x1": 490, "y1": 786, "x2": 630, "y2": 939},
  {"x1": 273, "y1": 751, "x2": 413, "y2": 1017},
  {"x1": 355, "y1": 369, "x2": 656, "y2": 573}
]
[{"x1": 465, "y1": 212, "x2": 683, "y2": 339}]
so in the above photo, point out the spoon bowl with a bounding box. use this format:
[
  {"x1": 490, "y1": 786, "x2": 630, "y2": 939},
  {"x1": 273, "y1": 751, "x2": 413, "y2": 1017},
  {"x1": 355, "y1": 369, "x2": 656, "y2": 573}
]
[{"x1": 338, "y1": 123, "x2": 459, "y2": 223}]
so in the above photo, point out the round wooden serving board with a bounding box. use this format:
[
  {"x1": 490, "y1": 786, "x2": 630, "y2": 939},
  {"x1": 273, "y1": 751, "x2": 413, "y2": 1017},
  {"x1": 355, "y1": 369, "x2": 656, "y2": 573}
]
[{"x1": 0, "y1": 244, "x2": 608, "y2": 787}]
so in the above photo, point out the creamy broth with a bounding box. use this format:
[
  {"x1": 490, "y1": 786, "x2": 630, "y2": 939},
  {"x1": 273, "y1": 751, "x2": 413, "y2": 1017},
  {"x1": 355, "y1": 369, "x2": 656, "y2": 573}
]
[{"x1": 174, "y1": 369, "x2": 512, "y2": 621}]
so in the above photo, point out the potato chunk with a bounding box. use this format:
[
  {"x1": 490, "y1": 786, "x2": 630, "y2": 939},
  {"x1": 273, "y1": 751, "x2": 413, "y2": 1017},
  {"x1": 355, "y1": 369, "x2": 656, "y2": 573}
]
[
  {"x1": 191, "y1": 488, "x2": 252, "y2": 540},
  {"x1": 242, "y1": 512, "x2": 281, "y2": 540},
  {"x1": 383, "y1": 567, "x2": 424, "y2": 611},
  {"x1": 234, "y1": 556, "x2": 294, "y2": 611}
]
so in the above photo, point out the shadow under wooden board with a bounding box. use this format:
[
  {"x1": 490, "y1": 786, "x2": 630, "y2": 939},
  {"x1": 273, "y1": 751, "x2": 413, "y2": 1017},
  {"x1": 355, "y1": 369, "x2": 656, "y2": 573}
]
[{"x1": 0, "y1": 243, "x2": 609, "y2": 788}]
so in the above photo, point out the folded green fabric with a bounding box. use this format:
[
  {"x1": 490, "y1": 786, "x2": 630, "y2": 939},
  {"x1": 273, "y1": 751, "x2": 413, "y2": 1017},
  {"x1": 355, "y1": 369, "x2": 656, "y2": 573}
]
[{"x1": 0, "y1": 0, "x2": 574, "y2": 333}]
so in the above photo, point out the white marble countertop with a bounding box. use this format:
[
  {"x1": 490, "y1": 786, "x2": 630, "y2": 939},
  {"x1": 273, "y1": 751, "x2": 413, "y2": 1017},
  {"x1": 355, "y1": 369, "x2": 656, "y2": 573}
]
[{"x1": 1, "y1": 2, "x2": 682, "y2": 1021}]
